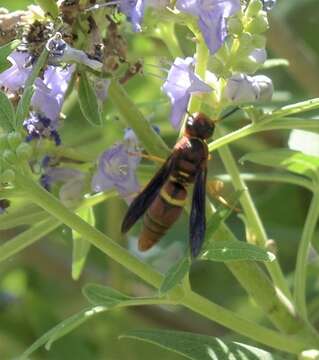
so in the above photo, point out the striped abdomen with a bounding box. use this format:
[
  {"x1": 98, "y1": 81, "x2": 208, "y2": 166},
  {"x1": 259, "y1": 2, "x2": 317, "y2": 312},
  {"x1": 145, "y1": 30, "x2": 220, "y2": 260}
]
[{"x1": 138, "y1": 179, "x2": 187, "y2": 251}]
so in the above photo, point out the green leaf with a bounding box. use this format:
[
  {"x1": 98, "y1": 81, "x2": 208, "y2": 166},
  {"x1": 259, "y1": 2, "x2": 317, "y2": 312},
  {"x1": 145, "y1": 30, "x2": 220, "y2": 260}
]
[
  {"x1": 19, "y1": 306, "x2": 107, "y2": 359},
  {"x1": 0, "y1": 90, "x2": 15, "y2": 131},
  {"x1": 71, "y1": 207, "x2": 95, "y2": 280},
  {"x1": 201, "y1": 240, "x2": 275, "y2": 262},
  {"x1": 261, "y1": 58, "x2": 289, "y2": 69},
  {"x1": 120, "y1": 329, "x2": 283, "y2": 360},
  {"x1": 268, "y1": 98, "x2": 319, "y2": 119},
  {"x1": 83, "y1": 283, "x2": 132, "y2": 307},
  {"x1": 78, "y1": 72, "x2": 103, "y2": 127},
  {"x1": 240, "y1": 149, "x2": 319, "y2": 181},
  {"x1": 35, "y1": 0, "x2": 59, "y2": 18},
  {"x1": 159, "y1": 256, "x2": 191, "y2": 295},
  {"x1": 0, "y1": 40, "x2": 20, "y2": 72},
  {"x1": 15, "y1": 85, "x2": 35, "y2": 127}
]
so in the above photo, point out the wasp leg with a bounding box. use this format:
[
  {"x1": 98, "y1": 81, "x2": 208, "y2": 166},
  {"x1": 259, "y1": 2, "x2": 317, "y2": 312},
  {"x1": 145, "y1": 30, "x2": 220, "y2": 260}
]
[
  {"x1": 127, "y1": 152, "x2": 165, "y2": 164},
  {"x1": 207, "y1": 180, "x2": 241, "y2": 213}
]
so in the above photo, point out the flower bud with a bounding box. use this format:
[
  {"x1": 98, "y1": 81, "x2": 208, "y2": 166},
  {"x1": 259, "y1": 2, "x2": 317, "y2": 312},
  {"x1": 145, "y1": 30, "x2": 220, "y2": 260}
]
[
  {"x1": 246, "y1": 11, "x2": 269, "y2": 34},
  {"x1": 16, "y1": 142, "x2": 33, "y2": 160},
  {"x1": 237, "y1": 32, "x2": 255, "y2": 57},
  {"x1": 246, "y1": 0, "x2": 263, "y2": 17},
  {"x1": 7, "y1": 131, "x2": 22, "y2": 149},
  {"x1": 224, "y1": 74, "x2": 259, "y2": 102},
  {"x1": 254, "y1": 75, "x2": 273, "y2": 101},
  {"x1": 251, "y1": 34, "x2": 266, "y2": 49},
  {"x1": 1, "y1": 169, "x2": 15, "y2": 183},
  {"x1": 2, "y1": 149, "x2": 16, "y2": 164},
  {"x1": 228, "y1": 17, "x2": 243, "y2": 36}
]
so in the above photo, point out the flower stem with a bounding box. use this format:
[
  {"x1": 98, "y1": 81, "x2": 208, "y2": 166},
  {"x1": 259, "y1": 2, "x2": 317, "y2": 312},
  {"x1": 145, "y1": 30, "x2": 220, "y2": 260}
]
[
  {"x1": 16, "y1": 173, "x2": 319, "y2": 353},
  {"x1": 294, "y1": 191, "x2": 319, "y2": 319},
  {"x1": 215, "y1": 127, "x2": 293, "y2": 301}
]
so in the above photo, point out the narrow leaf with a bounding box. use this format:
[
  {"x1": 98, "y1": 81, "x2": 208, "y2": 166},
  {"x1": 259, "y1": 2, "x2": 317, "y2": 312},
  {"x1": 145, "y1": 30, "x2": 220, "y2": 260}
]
[
  {"x1": 83, "y1": 283, "x2": 132, "y2": 307},
  {"x1": 262, "y1": 58, "x2": 289, "y2": 69},
  {"x1": 201, "y1": 240, "x2": 275, "y2": 262},
  {"x1": 15, "y1": 85, "x2": 34, "y2": 127},
  {"x1": 71, "y1": 207, "x2": 95, "y2": 280},
  {"x1": 159, "y1": 256, "x2": 191, "y2": 295},
  {"x1": 0, "y1": 90, "x2": 15, "y2": 131},
  {"x1": 240, "y1": 149, "x2": 319, "y2": 181},
  {"x1": 19, "y1": 306, "x2": 106, "y2": 359},
  {"x1": 35, "y1": 0, "x2": 59, "y2": 18},
  {"x1": 0, "y1": 40, "x2": 20, "y2": 72},
  {"x1": 120, "y1": 329, "x2": 282, "y2": 360},
  {"x1": 269, "y1": 98, "x2": 319, "y2": 119},
  {"x1": 78, "y1": 72, "x2": 103, "y2": 127}
]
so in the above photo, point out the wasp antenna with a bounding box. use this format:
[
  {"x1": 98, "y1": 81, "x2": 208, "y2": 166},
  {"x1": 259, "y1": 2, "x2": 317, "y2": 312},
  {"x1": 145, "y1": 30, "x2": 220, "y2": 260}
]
[{"x1": 220, "y1": 106, "x2": 240, "y2": 121}]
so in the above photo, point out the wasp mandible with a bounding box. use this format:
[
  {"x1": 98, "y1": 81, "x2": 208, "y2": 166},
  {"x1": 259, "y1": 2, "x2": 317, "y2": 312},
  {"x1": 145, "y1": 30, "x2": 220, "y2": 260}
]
[{"x1": 121, "y1": 112, "x2": 214, "y2": 257}]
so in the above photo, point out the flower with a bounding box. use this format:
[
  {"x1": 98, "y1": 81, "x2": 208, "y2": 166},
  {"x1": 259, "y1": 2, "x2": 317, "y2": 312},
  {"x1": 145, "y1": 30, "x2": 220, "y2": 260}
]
[
  {"x1": 0, "y1": 51, "x2": 32, "y2": 92},
  {"x1": 41, "y1": 166, "x2": 86, "y2": 204},
  {"x1": 91, "y1": 129, "x2": 141, "y2": 203},
  {"x1": 249, "y1": 48, "x2": 267, "y2": 65},
  {"x1": 23, "y1": 112, "x2": 61, "y2": 145},
  {"x1": 32, "y1": 65, "x2": 74, "y2": 120},
  {"x1": 119, "y1": 0, "x2": 145, "y2": 32},
  {"x1": 176, "y1": 0, "x2": 241, "y2": 54},
  {"x1": 162, "y1": 57, "x2": 212, "y2": 129},
  {"x1": 262, "y1": 0, "x2": 276, "y2": 11},
  {"x1": 224, "y1": 73, "x2": 273, "y2": 102}
]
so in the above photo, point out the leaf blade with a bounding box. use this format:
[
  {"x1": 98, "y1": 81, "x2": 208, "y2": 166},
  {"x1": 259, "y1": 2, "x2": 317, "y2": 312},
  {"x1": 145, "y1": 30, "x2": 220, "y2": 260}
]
[
  {"x1": 0, "y1": 90, "x2": 15, "y2": 131},
  {"x1": 201, "y1": 240, "x2": 275, "y2": 262},
  {"x1": 78, "y1": 72, "x2": 103, "y2": 127},
  {"x1": 15, "y1": 85, "x2": 35, "y2": 128},
  {"x1": 0, "y1": 40, "x2": 20, "y2": 72},
  {"x1": 120, "y1": 329, "x2": 283, "y2": 360}
]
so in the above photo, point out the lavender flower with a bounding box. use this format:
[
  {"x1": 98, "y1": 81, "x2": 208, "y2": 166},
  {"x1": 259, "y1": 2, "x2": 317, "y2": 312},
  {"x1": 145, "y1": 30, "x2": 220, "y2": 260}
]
[
  {"x1": 23, "y1": 112, "x2": 61, "y2": 145},
  {"x1": 0, "y1": 51, "x2": 31, "y2": 92},
  {"x1": 176, "y1": 0, "x2": 241, "y2": 54},
  {"x1": 119, "y1": 0, "x2": 145, "y2": 32},
  {"x1": 249, "y1": 48, "x2": 267, "y2": 65},
  {"x1": 262, "y1": 0, "x2": 276, "y2": 11},
  {"x1": 224, "y1": 73, "x2": 273, "y2": 102},
  {"x1": 41, "y1": 167, "x2": 86, "y2": 204},
  {"x1": 162, "y1": 57, "x2": 212, "y2": 129},
  {"x1": 32, "y1": 65, "x2": 74, "y2": 120},
  {"x1": 91, "y1": 129, "x2": 141, "y2": 203}
]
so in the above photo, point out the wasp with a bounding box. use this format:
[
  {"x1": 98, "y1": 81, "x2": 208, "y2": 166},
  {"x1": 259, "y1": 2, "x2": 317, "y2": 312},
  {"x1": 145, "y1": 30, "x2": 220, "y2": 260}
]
[{"x1": 121, "y1": 112, "x2": 215, "y2": 257}]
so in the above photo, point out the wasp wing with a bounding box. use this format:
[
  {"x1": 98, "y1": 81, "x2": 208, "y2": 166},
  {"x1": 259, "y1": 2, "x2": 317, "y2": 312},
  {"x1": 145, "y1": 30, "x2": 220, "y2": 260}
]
[
  {"x1": 189, "y1": 166, "x2": 207, "y2": 257},
  {"x1": 121, "y1": 154, "x2": 175, "y2": 233}
]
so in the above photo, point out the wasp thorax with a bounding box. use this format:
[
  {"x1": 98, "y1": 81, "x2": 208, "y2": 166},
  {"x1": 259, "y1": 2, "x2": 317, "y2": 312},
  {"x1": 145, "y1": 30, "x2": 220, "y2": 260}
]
[{"x1": 185, "y1": 112, "x2": 215, "y2": 139}]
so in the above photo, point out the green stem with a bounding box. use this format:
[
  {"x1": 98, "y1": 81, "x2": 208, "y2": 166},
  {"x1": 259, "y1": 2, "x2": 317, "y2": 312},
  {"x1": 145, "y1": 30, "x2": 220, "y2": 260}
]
[
  {"x1": 217, "y1": 173, "x2": 314, "y2": 192},
  {"x1": 16, "y1": 174, "x2": 317, "y2": 353},
  {"x1": 294, "y1": 191, "x2": 319, "y2": 319},
  {"x1": 108, "y1": 80, "x2": 170, "y2": 158},
  {"x1": 216, "y1": 127, "x2": 293, "y2": 301},
  {"x1": 208, "y1": 119, "x2": 319, "y2": 152}
]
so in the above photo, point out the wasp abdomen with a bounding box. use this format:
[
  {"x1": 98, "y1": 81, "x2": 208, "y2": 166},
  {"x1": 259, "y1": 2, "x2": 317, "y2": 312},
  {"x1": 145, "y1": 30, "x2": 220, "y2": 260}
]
[{"x1": 138, "y1": 180, "x2": 187, "y2": 251}]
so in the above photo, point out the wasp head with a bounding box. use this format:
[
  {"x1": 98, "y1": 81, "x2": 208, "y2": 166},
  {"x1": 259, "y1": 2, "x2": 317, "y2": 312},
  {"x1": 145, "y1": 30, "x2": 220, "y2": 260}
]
[{"x1": 185, "y1": 112, "x2": 215, "y2": 139}]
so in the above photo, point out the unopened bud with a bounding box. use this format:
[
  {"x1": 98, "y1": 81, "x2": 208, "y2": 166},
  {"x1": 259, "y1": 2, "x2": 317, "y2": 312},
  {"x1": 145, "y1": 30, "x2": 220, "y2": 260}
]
[
  {"x1": 246, "y1": 11, "x2": 269, "y2": 34},
  {"x1": 7, "y1": 131, "x2": 22, "y2": 149},
  {"x1": 254, "y1": 75, "x2": 274, "y2": 101},
  {"x1": 16, "y1": 142, "x2": 32, "y2": 160},
  {"x1": 237, "y1": 32, "x2": 255, "y2": 57},
  {"x1": 246, "y1": 0, "x2": 263, "y2": 17},
  {"x1": 1, "y1": 169, "x2": 15, "y2": 183},
  {"x1": 228, "y1": 17, "x2": 243, "y2": 36},
  {"x1": 251, "y1": 34, "x2": 266, "y2": 49},
  {"x1": 2, "y1": 149, "x2": 16, "y2": 164}
]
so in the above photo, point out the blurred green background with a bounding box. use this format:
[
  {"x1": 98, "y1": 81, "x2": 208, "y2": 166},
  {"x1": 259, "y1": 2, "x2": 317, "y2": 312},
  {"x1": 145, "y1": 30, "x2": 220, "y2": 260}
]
[{"x1": 1, "y1": 0, "x2": 319, "y2": 359}]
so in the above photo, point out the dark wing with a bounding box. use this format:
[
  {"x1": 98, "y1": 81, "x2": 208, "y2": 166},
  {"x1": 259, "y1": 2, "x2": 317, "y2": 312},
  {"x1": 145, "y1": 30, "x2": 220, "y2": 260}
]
[
  {"x1": 189, "y1": 166, "x2": 207, "y2": 257},
  {"x1": 121, "y1": 154, "x2": 175, "y2": 233}
]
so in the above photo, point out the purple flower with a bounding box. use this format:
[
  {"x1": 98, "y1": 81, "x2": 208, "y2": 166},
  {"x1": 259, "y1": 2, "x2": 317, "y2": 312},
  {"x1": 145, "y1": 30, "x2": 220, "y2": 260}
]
[
  {"x1": 92, "y1": 129, "x2": 141, "y2": 203},
  {"x1": 249, "y1": 48, "x2": 267, "y2": 64},
  {"x1": 162, "y1": 57, "x2": 212, "y2": 129},
  {"x1": 224, "y1": 73, "x2": 273, "y2": 102},
  {"x1": 262, "y1": 0, "x2": 276, "y2": 11},
  {"x1": 41, "y1": 167, "x2": 86, "y2": 204},
  {"x1": 119, "y1": 0, "x2": 145, "y2": 32},
  {"x1": 32, "y1": 65, "x2": 74, "y2": 120},
  {"x1": 0, "y1": 51, "x2": 32, "y2": 92},
  {"x1": 23, "y1": 112, "x2": 61, "y2": 145},
  {"x1": 176, "y1": 0, "x2": 241, "y2": 54}
]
